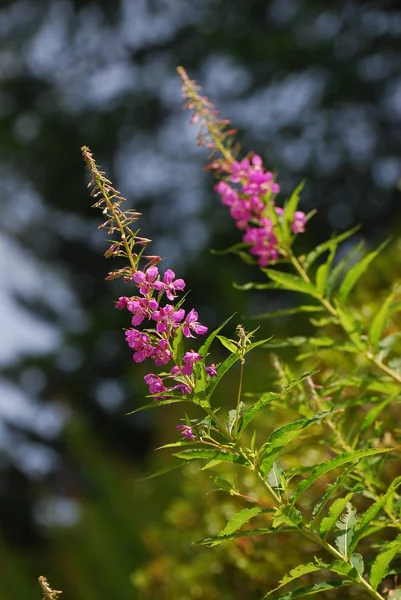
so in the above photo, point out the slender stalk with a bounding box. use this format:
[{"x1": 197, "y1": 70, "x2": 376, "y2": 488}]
[{"x1": 233, "y1": 361, "x2": 244, "y2": 438}]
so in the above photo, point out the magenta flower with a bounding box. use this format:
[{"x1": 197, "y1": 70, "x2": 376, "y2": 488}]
[
  {"x1": 153, "y1": 269, "x2": 186, "y2": 301},
  {"x1": 125, "y1": 329, "x2": 154, "y2": 363},
  {"x1": 152, "y1": 339, "x2": 172, "y2": 366},
  {"x1": 292, "y1": 211, "x2": 306, "y2": 233},
  {"x1": 127, "y1": 297, "x2": 159, "y2": 326},
  {"x1": 133, "y1": 266, "x2": 159, "y2": 296},
  {"x1": 174, "y1": 384, "x2": 193, "y2": 395},
  {"x1": 144, "y1": 373, "x2": 172, "y2": 399},
  {"x1": 183, "y1": 309, "x2": 208, "y2": 338},
  {"x1": 151, "y1": 304, "x2": 185, "y2": 333},
  {"x1": 115, "y1": 296, "x2": 129, "y2": 309},
  {"x1": 176, "y1": 424, "x2": 196, "y2": 441},
  {"x1": 206, "y1": 364, "x2": 218, "y2": 378},
  {"x1": 183, "y1": 350, "x2": 202, "y2": 364}
]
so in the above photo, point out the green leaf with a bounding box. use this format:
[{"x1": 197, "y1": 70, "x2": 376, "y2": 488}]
[
  {"x1": 338, "y1": 239, "x2": 389, "y2": 303},
  {"x1": 139, "y1": 459, "x2": 188, "y2": 480},
  {"x1": 233, "y1": 281, "x2": 280, "y2": 291},
  {"x1": 350, "y1": 553, "x2": 364, "y2": 576},
  {"x1": 334, "y1": 502, "x2": 357, "y2": 557},
  {"x1": 334, "y1": 302, "x2": 365, "y2": 350},
  {"x1": 360, "y1": 395, "x2": 396, "y2": 434},
  {"x1": 174, "y1": 448, "x2": 249, "y2": 467},
  {"x1": 198, "y1": 314, "x2": 235, "y2": 357},
  {"x1": 217, "y1": 334, "x2": 239, "y2": 355},
  {"x1": 315, "y1": 246, "x2": 336, "y2": 296},
  {"x1": 304, "y1": 226, "x2": 361, "y2": 270},
  {"x1": 260, "y1": 411, "x2": 330, "y2": 477},
  {"x1": 369, "y1": 288, "x2": 398, "y2": 351},
  {"x1": 264, "y1": 563, "x2": 322, "y2": 597},
  {"x1": 239, "y1": 371, "x2": 317, "y2": 434},
  {"x1": 195, "y1": 525, "x2": 287, "y2": 546},
  {"x1": 172, "y1": 324, "x2": 184, "y2": 362},
  {"x1": 207, "y1": 353, "x2": 240, "y2": 401},
  {"x1": 272, "y1": 505, "x2": 302, "y2": 528},
  {"x1": 370, "y1": 534, "x2": 401, "y2": 590},
  {"x1": 265, "y1": 580, "x2": 353, "y2": 600},
  {"x1": 282, "y1": 181, "x2": 305, "y2": 243},
  {"x1": 209, "y1": 506, "x2": 262, "y2": 546},
  {"x1": 326, "y1": 240, "x2": 364, "y2": 296},
  {"x1": 248, "y1": 305, "x2": 324, "y2": 320},
  {"x1": 311, "y1": 464, "x2": 358, "y2": 524},
  {"x1": 291, "y1": 448, "x2": 391, "y2": 505},
  {"x1": 350, "y1": 476, "x2": 401, "y2": 552},
  {"x1": 267, "y1": 461, "x2": 285, "y2": 491},
  {"x1": 210, "y1": 476, "x2": 236, "y2": 494},
  {"x1": 127, "y1": 397, "x2": 191, "y2": 414},
  {"x1": 263, "y1": 269, "x2": 321, "y2": 299},
  {"x1": 319, "y1": 493, "x2": 355, "y2": 540}
]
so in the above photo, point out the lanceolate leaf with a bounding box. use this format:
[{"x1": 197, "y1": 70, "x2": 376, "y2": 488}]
[
  {"x1": 198, "y1": 313, "x2": 235, "y2": 357},
  {"x1": 208, "y1": 353, "x2": 240, "y2": 400},
  {"x1": 127, "y1": 397, "x2": 192, "y2": 414},
  {"x1": 360, "y1": 395, "x2": 396, "y2": 434},
  {"x1": 264, "y1": 563, "x2": 322, "y2": 598},
  {"x1": 174, "y1": 448, "x2": 249, "y2": 467},
  {"x1": 195, "y1": 525, "x2": 290, "y2": 546},
  {"x1": 263, "y1": 270, "x2": 320, "y2": 299},
  {"x1": 311, "y1": 464, "x2": 358, "y2": 525},
  {"x1": 334, "y1": 503, "x2": 357, "y2": 557},
  {"x1": 249, "y1": 305, "x2": 324, "y2": 320},
  {"x1": 139, "y1": 459, "x2": 188, "y2": 480},
  {"x1": 369, "y1": 288, "x2": 398, "y2": 351},
  {"x1": 239, "y1": 371, "x2": 317, "y2": 434},
  {"x1": 370, "y1": 534, "x2": 401, "y2": 590},
  {"x1": 265, "y1": 580, "x2": 353, "y2": 600},
  {"x1": 350, "y1": 476, "x2": 401, "y2": 552},
  {"x1": 282, "y1": 181, "x2": 305, "y2": 243},
  {"x1": 209, "y1": 506, "x2": 262, "y2": 546},
  {"x1": 291, "y1": 448, "x2": 391, "y2": 505},
  {"x1": 304, "y1": 226, "x2": 361, "y2": 270},
  {"x1": 217, "y1": 334, "x2": 239, "y2": 355},
  {"x1": 327, "y1": 240, "x2": 364, "y2": 296},
  {"x1": 259, "y1": 412, "x2": 331, "y2": 477},
  {"x1": 338, "y1": 239, "x2": 389, "y2": 303},
  {"x1": 319, "y1": 493, "x2": 355, "y2": 540},
  {"x1": 315, "y1": 246, "x2": 336, "y2": 296}
]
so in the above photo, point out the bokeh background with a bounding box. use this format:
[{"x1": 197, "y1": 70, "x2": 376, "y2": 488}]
[{"x1": 1, "y1": 1, "x2": 401, "y2": 598}]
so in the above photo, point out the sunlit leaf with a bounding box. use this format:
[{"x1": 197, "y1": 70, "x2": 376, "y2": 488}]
[{"x1": 370, "y1": 534, "x2": 401, "y2": 590}]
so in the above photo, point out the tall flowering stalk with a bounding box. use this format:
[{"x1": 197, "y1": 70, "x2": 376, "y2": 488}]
[
  {"x1": 177, "y1": 66, "x2": 306, "y2": 267},
  {"x1": 82, "y1": 147, "x2": 212, "y2": 415}
]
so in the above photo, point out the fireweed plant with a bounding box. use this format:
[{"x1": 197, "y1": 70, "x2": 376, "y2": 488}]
[{"x1": 77, "y1": 67, "x2": 401, "y2": 600}]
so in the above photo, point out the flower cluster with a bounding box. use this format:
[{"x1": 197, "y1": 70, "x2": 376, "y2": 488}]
[
  {"x1": 216, "y1": 155, "x2": 306, "y2": 267},
  {"x1": 116, "y1": 266, "x2": 216, "y2": 402}
]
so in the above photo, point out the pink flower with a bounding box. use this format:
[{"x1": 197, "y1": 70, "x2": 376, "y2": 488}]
[
  {"x1": 292, "y1": 211, "x2": 306, "y2": 233},
  {"x1": 133, "y1": 266, "x2": 159, "y2": 296},
  {"x1": 206, "y1": 364, "x2": 217, "y2": 378},
  {"x1": 125, "y1": 329, "x2": 154, "y2": 363},
  {"x1": 152, "y1": 339, "x2": 172, "y2": 366},
  {"x1": 176, "y1": 424, "x2": 196, "y2": 440},
  {"x1": 153, "y1": 269, "x2": 186, "y2": 301},
  {"x1": 127, "y1": 297, "x2": 159, "y2": 326},
  {"x1": 183, "y1": 350, "x2": 202, "y2": 364},
  {"x1": 115, "y1": 296, "x2": 129, "y2": 309},
  {"x1": 183, "y1": 309, "x2": 208, "y2": 338},
  {"x1": 151, "y1": 304, "x2": 185, "y2": 333},
  {"x1": 144, "y1": 373, "x2": 172, "y2": 400}
]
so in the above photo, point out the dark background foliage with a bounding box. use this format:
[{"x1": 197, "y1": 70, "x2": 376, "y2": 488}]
[{"x1": 1, "y1": 0, "x2": 401, "y2": 598}]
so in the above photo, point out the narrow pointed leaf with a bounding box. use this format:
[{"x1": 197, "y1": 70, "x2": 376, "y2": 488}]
[
  {"x1": 248, "y1": 305, "x2": 324, "y2": 320},
  {"x1": 311, "y1": 464, "x2": 357, "y2": 524},
  {"x1": 370, "y1": 534, "x2": 401, "y2": 590},
  {"x1": 282, "y1": 181, "x2": 305, "y2": 242},
  {"x1": 350, "y1": 476, "x2": 401, "y2": 552},
  {"x1": 334, "y1": 503, "x2": 357, "y2": 557},
  {"x1": 174, "y1": 448, "x2": 249, "y2": 467},
  {"x1": 198, "y1": 313, "x2": 235, "y2": 357},
  {"x1": 209, "y1": 506, "x2": 262, "y2": 546},
  {"x1": 315, "y1": 246, "x2": 336, "y2": 296},
  {"x1": 139, "y1": 459, "x2": 188, "y2": 480},
  {"x1": 263, "y1": 270, "x2": 320, "y2": 298},
  {"x1": 369, "y1": 289, "x2": 397, "y2": 351},
  {"x1": 266, "y1": 580, "x2": 353, "y2": 600},
  {"x1": 319, "y1": 493, "x2": 354, "y2": 540},
  {"x1": 327, "y1": 240, "x2": 364, "y2": 295},
  {"x1": 217, "y1": 334, "x2": 239, "y2": 354},
  {"x1": 291, "y1": 448, "x2": 391, "y2": 505},
  {"x1": 239, "y1": 371, "x2": 317, "y2": 434},
  {"x1": 305, "y1": 226, "x2": 361, "y2": 270},
  {"x1": 264, "y1": 563, "x2": 322, "y2": 597},
  {"x1": 338, "y1": 239, "x2": 389, "y2": 303},
  {"x1": 195, "y1": 525, "x2": 289, "y2": 546}
]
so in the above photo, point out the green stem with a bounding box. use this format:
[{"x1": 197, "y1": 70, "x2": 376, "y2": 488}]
[
  {"x1": 233, "y1": 361, "x2": 244, "y2": 438},
  {"x1": 98, "y1": 178, "x2": 138, "y2": 273}
]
